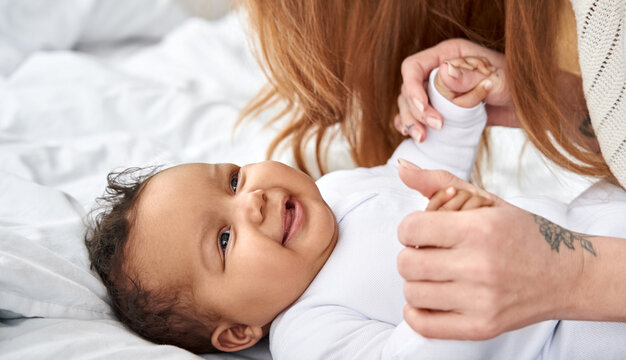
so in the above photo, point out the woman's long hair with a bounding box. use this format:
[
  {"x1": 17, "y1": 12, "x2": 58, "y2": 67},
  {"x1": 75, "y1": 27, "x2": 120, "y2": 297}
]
[{"x1": 237, "y1": 0, "x2": 614, "y2": 183}]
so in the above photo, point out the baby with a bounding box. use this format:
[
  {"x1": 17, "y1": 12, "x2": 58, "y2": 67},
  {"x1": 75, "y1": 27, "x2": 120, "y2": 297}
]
[{"x1": 85, "y1": 60, "x2": 497, "y2": 354}]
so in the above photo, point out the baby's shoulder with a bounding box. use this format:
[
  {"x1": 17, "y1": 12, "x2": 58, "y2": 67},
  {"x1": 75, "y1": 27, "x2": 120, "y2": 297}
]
[{"x1": 317, "y1": 165, "x2": 397, "y2": 200}]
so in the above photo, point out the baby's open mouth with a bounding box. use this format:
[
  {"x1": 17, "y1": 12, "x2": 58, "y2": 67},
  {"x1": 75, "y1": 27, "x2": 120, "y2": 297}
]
[{"x1": 282, "y1": 196, "x2": 302, "y2": 246}]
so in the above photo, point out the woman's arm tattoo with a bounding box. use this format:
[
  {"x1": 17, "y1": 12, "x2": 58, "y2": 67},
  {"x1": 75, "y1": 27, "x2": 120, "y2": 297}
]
[{"x1": 532, "y1": 214, "x2": 597, "y2": 256}]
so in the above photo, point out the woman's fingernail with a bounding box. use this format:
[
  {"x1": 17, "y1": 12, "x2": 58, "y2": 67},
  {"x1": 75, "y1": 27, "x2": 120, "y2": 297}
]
[
  {"x1": 446, "y1": 186, "x2": 456, "y2": 196},
  {"x1": 412, "y1": 98, "x2": 424, "y2": 113},
  {"x1": 481, "y1": 79, "x2": 493, "y2": 91},
  {"x1": 446, "y1": 63, "x2": 461, "y2": 79},
  {"x1": 410, "y1": 127, "x2": 424, "y2": 142},
  {"x1": 426, "y1": 116, "x2": 442, "y2": 130},
  {"x1": 398, "y1": 158, "x2": 422, "y2": 170}
]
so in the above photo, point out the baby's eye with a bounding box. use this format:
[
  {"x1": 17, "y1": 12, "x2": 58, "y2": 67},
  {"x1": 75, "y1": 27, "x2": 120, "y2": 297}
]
[
  {"x1": 230, "y1": 171, "x2": 239, "y2": 193},
  {"x1": 219, "y1": 229, "x2": 230, "y2": 252}
]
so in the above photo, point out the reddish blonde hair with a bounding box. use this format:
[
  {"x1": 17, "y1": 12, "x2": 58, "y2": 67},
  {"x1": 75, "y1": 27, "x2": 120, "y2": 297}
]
[
  {"x1": 238, "y1": 0, "x2": 614, "y2": 183},
  {"x1": 505, "y1": 0, "x2": 612, "y2": 180}
]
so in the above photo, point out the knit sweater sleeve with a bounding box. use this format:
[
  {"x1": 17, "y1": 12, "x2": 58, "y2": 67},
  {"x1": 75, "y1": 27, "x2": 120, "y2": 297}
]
[{"x1": 572, "y1": 0, "x2": 626, "y2": 188}]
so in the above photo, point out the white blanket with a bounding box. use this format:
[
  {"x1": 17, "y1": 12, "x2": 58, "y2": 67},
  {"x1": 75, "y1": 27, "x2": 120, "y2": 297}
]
[{"x1": 0, "y1": 1, "x2": 594, "y2": 359}]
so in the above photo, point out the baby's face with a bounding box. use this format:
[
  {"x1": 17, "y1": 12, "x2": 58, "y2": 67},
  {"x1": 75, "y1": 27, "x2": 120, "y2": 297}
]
[{"x1": 128, "y1": 161, "x2": 337, "y2": 327}]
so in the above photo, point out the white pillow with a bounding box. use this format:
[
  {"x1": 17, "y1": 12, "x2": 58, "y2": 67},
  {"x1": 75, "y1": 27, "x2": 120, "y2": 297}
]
[
  {"x1": 0, "y1": 173, "x2": 111, "y2": 321},
  {"x1": 0, "y1": 317, "x2": 271, "y2": 360},
  {"x1": 77, "y1": 0, "x2": 188, "y2": 45},
  {"x1": 0, "y1": 0, "x2": 188, "y2": 75}
]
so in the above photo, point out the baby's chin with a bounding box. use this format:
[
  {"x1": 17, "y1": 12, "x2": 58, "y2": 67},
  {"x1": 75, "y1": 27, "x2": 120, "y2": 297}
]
[{"x1": 312, "y1": 209, "x2": 338, "y2": 278}]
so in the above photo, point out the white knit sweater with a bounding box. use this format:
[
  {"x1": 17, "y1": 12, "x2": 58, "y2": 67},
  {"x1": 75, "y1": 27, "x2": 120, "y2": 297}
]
[{"x1": 572, "y1": 0, "x2": 626, "y2": 188}]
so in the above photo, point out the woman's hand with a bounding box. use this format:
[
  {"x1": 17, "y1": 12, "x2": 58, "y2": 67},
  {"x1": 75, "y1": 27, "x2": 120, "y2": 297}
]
[
  {"x1": 396, "y1": 39, "x2": 515, "y2": 141},
  {"x1": 396, "y1": 160, "x2": 592, "y2": 340}
]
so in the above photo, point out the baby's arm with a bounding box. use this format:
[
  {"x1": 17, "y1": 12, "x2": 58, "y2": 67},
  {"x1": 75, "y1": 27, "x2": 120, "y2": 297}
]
[
  {"x1": 426, "y1": 186, "x2": 493, "y2": 211},
  {"x1": 424, "y1": 57, "x2": 496, "y2": 209},
  {"x1": 394, "y1": 61, "x2": 489, "y2": 181}
]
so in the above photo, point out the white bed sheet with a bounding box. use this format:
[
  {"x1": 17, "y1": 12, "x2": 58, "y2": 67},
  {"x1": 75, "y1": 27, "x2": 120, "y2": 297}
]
[{"x1": 0, "y1": 2, "x2": 594, "y2": 359}]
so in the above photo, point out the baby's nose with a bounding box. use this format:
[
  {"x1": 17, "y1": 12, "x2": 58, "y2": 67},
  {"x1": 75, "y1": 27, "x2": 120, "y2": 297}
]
[{"x1": 241, "y1": 189, "x2": 265, "y2": 223}]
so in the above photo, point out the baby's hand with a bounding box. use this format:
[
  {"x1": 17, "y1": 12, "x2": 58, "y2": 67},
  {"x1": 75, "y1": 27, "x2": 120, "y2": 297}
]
[
  {"x1": 434, "y1": 57, "x2": 495, "y2": 108},
  {"x1": 426, "y1": 186, "x2": 493, "y2": 211}
]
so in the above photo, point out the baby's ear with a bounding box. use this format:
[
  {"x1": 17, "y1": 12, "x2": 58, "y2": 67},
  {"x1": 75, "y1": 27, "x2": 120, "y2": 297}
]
[{"x1": 211, "y1": 322, "x2": 265, "y2": 352}]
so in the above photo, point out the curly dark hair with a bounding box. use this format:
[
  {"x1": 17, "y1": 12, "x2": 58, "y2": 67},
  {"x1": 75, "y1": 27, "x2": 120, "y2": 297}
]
[{"x1": 84, "y1": 167, "x2": 219, "y2": 353}]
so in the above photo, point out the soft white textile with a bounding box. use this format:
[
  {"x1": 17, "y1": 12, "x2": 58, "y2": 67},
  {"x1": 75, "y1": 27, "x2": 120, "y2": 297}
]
[
  {"x1": 269, "y1": 71, "x2": 626, "y2": 360},
  {"x1": 571, "y1": 0, "x2": 626, "y2": 188},
  {"x1": 0, "y1": 0, "x2": 189, "y2": 75}
]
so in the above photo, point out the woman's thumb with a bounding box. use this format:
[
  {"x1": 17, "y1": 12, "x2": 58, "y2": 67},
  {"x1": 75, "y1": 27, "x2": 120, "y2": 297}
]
[
  {"x1": 398, "y1": 158, "x2": 500, "y2": 204},
  {"x1": 397, "y1": 159, "x2": 460, "y2": 198}
]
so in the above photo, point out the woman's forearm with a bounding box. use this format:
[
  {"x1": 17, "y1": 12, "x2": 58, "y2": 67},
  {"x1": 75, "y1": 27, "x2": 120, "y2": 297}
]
[
  {"x1": 561, "y1": 233, "x2": 626, "y2": 322},
  {"x1": 398, "y1": 163, "x2": 626, "y2": 340}
]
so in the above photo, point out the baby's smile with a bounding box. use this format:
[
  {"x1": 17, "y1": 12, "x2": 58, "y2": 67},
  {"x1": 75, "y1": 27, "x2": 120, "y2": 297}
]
[{"x1": 282, "y1": 196, "x2": 303, "y2": 247}]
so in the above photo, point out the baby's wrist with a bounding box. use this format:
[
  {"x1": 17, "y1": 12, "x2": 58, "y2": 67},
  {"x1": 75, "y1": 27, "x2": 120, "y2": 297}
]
[{"x1": 434, "y1": 70, "x2": 456, "y2": 102}]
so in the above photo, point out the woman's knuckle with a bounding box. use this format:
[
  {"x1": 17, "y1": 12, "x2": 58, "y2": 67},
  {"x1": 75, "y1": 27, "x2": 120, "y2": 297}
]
[
  {"x1": 400, "y1": 83, "x2": 407, "y2": 96},
  {"x1": 399, "y1": 213, "x2": 420, "y2": 237},
  {"x1": 401, "y1": 57, "x2": 416, "y2": 75},
  {"x1": 475, "y1": 317, "x2": 500, "y2": 340},
  {"x1": 397, "y1": 250, "x2": 413, "y2": 276},
  {"x1": 404, "y1": 306, "x2": 428, "y2": 334},
  {"x1": 403, "y1": 283, "x2": 420, "y2": 305},
  {"x1": 432, "y1": 169, "x2": 452, "y2": 182},
  {"x1": 417, "y1": 325, "x2": 437, "y2": 339}
]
